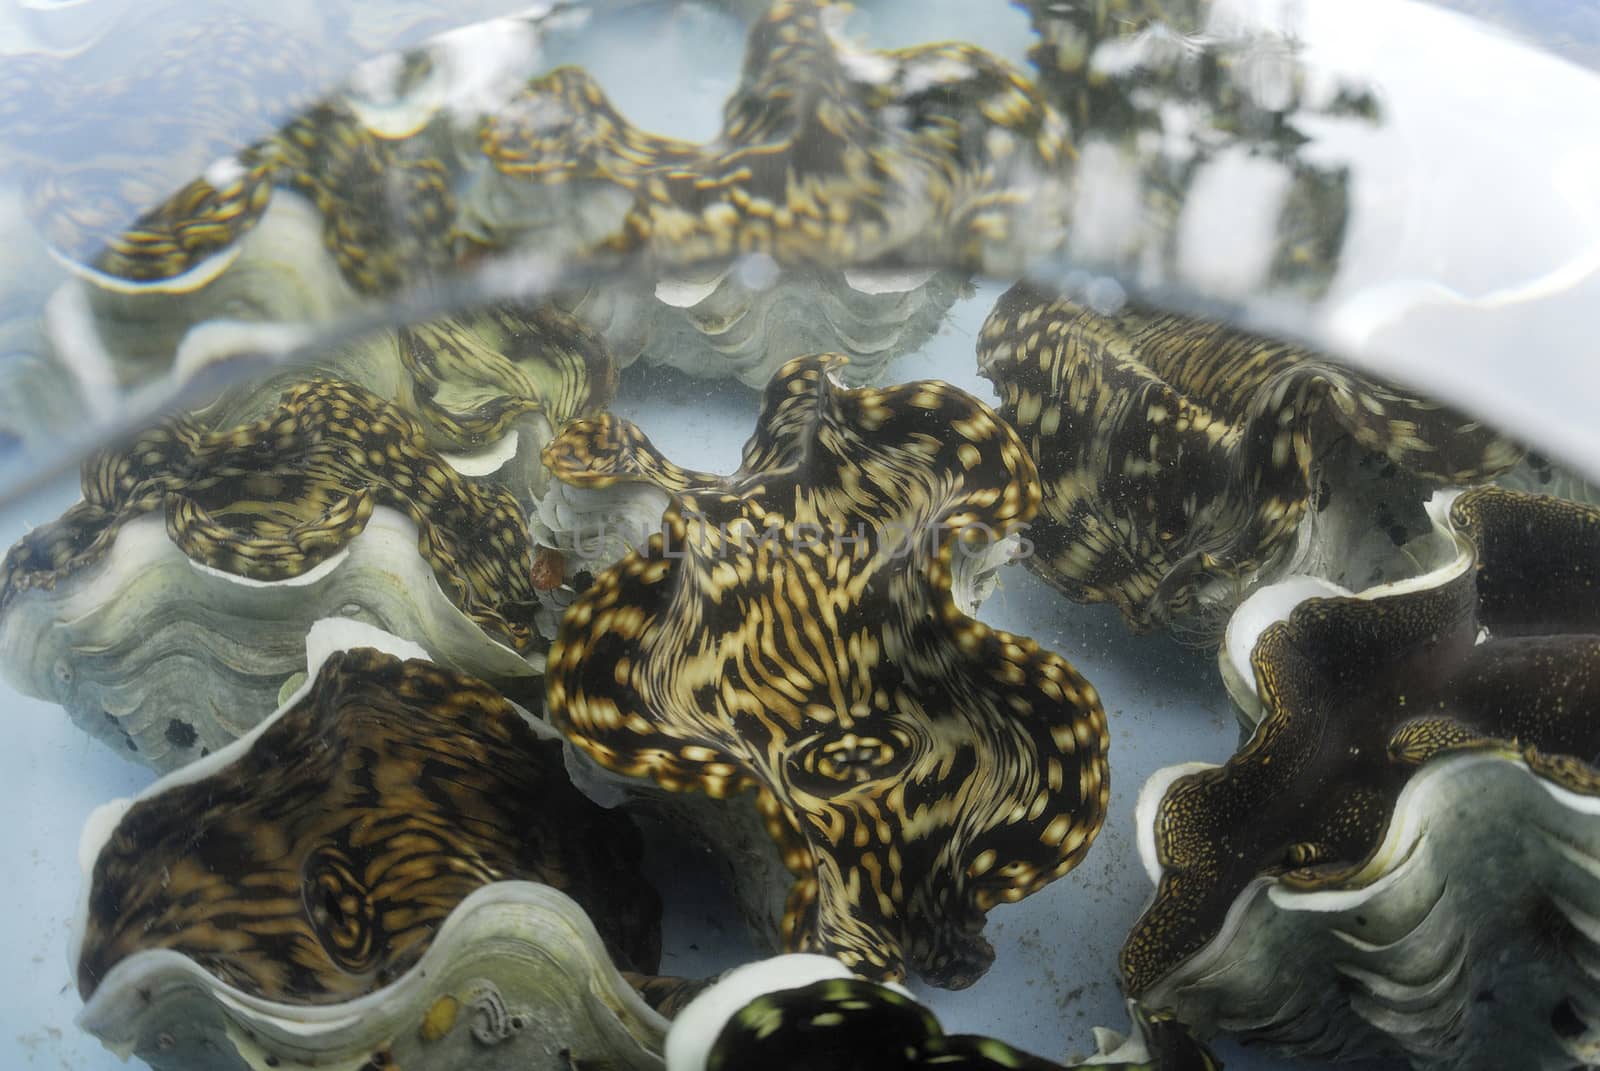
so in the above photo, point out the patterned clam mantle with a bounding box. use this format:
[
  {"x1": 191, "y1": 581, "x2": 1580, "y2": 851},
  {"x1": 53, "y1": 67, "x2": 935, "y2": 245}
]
[{"x1": 544, "y1": 354, "x2": 1110, "y2": 988}]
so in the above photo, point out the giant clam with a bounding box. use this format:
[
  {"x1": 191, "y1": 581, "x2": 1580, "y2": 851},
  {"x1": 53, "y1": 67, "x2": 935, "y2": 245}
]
[
  {"x1": 1124, "y1": 486, "x2": 1600, "y2": 1069},
  {"x1": 74, "y1": 622, "x2": 683, "y2": 1071},
  {"x1": 40, "y1": 0, "x2": 1371, "y2": 298},
  {"x1": 665, "y1": 954, "x2": 1221, "y2": 1071},
  {"x1": 473, "y1": 0, "x2": 1069, "y2": 272},
  {"x1": 7, "y1": 377, "x2": 541, "y2": 646},
  {"x1": 977, "y1": 284, "x2": 1523, "y2": 638},
  {"x1": 181, "y1": 301, "x2": 618, "y2": 512},
  {"x1": 15, "y1": 6, "x2": 565, "y2": 419},
  {"x1": 0, "y1": 377, "x2": 549, "y2": 768},
  {"x1": 5, "y1": 5, "x2": 1591, "y2": 1071},
  {"x1": 0, "y1": 507, "x2": 536, "y2": 769},
  {"x1": 0, "y1": 0, "x2": 541, "y2": 293},
  {"x1": 0, "y1": 2, "x2": 326, "y2": 283},
  {"x1": 582, "y1": 0, "x2": 1068, "y2": 272},
  {"x1": 543, "y1": 353, "x2": 1109, "y2": 988},
  {"x1": 34, "y1": 0, "x2": 1066, "y2": 409}
]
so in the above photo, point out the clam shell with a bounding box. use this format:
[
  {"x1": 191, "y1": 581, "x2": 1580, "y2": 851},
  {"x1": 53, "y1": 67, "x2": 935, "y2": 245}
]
[
  {"x1": 72, "y1": 621, "x2": 668, "y2": 1071},
  {"x1": 561, "y1": 265, "x2": 970, "y2": 388},
  {"x1": 44, "y1": 190, "x2": 361, "y2": 393},
  {"x1": 1134, "y1": 751, "x2": 1600, "y2": 1069},
  {"x1": 1136, "y1": 487, "x2": 1600, "y2": 1069},
  {"x1": 78, "y1": 881, "x2": 668, "y2": 1071},
  {"x1": 0, "y1": 185, "x2": 86, "y2": 449},
  {"x1": 1217, "y1": 489, "x2": 1472, "y2": 732},
  {"x1": 0, "y1": 507, "x2": 537, "y2": 770},
  {"x1": 528, "y1": 477, "x2": 675, "y2": 578},
  {"x1": 174, "y1": 302, "x2": 616, "y2": 515},
  {"x1": 79, "y1": 877, "x2": 668, "y2": 1069},
  {"x1": 0, "y1": 310, "x2": 87, "y2": 456}
]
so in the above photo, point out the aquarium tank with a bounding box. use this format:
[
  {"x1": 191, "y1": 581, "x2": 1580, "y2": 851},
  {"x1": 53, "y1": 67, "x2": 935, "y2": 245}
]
[{"x1": 1, "y1": 1, "x2": 1598, "y2": 1069}]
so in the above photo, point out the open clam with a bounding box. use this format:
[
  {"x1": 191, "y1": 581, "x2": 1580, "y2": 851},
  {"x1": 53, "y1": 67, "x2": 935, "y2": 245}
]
[
  {"x1": 177, "y1": 301, "x2": 618, "y2": 514},
  {"x1": 74, "y1": 621, "x2": 679, "y2": 1071},
  {"x1": 0, "y1": 377, "x2": 547, "y2": 769},
  {"x1": 977, "y1": 285, "x2": 1523, "y2": 640},
  {"x1": 665, "y1": 954, "x2": 1220, "y2": 1071},
  {"x1": 32, "y1": 0, "x2": 1067, "y2": 414},
  {"x1": 1125, "y1": 486, "x2": 1600, "y2": 1069},
  {"x1": 473, "y1": 0, "x2": 1068, "y2": 273},
  {"x1": 544, "y1": 353, "x2": 1109, "y2": 989}
]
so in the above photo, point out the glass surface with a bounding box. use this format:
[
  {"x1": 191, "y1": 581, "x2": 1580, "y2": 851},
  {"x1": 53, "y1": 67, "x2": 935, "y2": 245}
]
[{"x1": 0, "y1": 1, "x2": 1594, "y2": 1068}]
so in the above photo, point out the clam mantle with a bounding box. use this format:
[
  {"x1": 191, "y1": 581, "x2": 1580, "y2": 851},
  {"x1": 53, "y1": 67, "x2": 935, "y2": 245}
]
[
  {"x1": 1126, "y1": 487, "x2": 1600, "y2": 1069},
  {"x1": 73, "y1": 623, "x2": 681, "y2": 1071},
  {"x1": 544, "y1": 354, "x2": 1110, "y2": 989},
  {"x1": 665, "y1": 954, "x2": 1221, "y2": 1071},
  {"x1": 977, "y1": 285, "x2": 1522, "y2": 637}
]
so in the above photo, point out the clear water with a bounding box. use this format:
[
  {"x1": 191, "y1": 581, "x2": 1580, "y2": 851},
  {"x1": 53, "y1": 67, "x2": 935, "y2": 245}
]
[{"x1": 1, "y1": 1, "x2": 1596, "y2": 1069}]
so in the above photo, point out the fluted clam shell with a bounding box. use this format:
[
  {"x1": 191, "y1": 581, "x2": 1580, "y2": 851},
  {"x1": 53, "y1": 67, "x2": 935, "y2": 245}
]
[
  {"x1": 44, "y1": 191, "x2": 361, "y2": 392},
  {"x1": 76, "y1": 879, "x2": 667, "y2": 1071},
  {"x1": 1142, "y1": 488, "x2": 1600, "y2": 1069},
  {"x1": 1134, "y1": 751, "x2": 1600, "y2": 1069},
  {"x1": 523, "y1": 477, "x2": 677, "y2": 642},
  {"x1": 0, "y1": 506, "x2": 537, "y2": 770},
  {"x1": 562, "y1": 265, "x2": 969, "y2": 388},
  {"x1": 528, "y1": 477, "x2": 674, "y2": 577},
  {"x1": 162, "y1": 305, "x2": 611, "y2": 516},
  {"x1": 0, "y1": 311, "x2": 86, "y2": 454},
  {"x1": 69, "y1": 619, "x2": 666, "y2": 1071},
  {"x1": 0, "y1": 185, "x2": 87, "y2": 448}
]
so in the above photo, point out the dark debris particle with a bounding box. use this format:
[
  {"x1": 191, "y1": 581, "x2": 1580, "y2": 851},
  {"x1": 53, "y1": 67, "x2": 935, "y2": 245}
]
[
  {"x1": 1551, "y1": 998, "x2": 1587, "y2": 1039},
  {"x1": 1528, "y1": 451, "x2": 1555, "y2": 484},
  {"x1": 164, "y1": 719, "x2": 199, "y2": 749}
]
